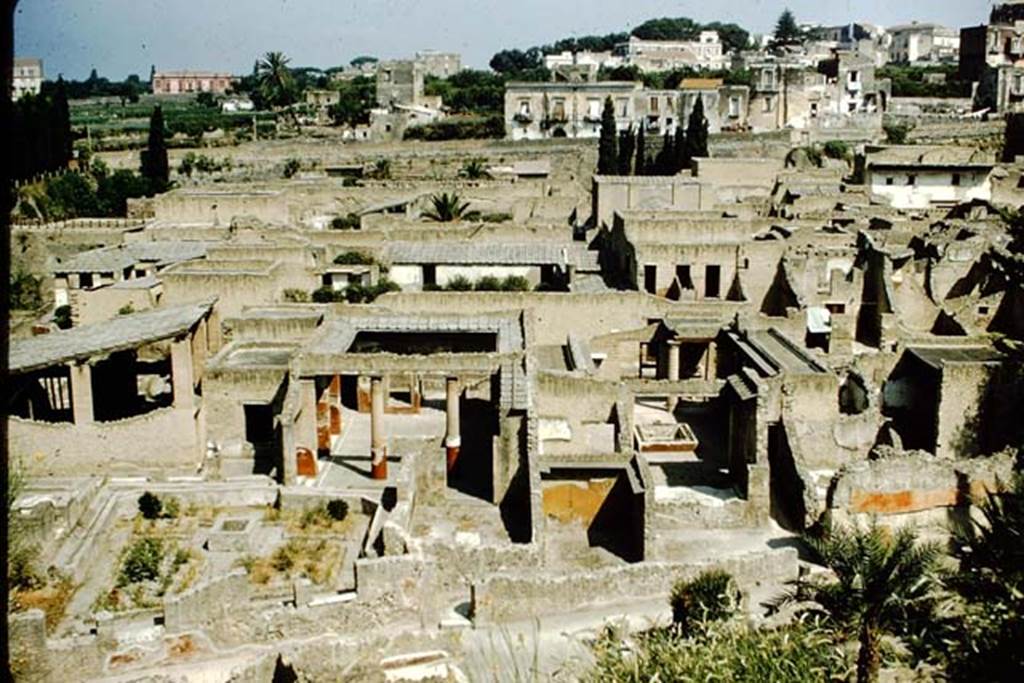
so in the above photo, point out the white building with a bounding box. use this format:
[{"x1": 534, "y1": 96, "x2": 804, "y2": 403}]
[
  {"x1": 615, "y1": 32, "x2": 728, "y2": 72},
  {"x1": 12, "y1": 57, "x2": 43, "y2": 99},
  {"x1": 866, "y1": 146, "x2": 995, "y2": 209},
  {"x1": 888, "y1": 22, "x2": 959, "y2": 64}
]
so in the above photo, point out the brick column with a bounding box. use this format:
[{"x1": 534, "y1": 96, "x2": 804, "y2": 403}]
[
  {"x1": 69, "y1": 363, "x2": 93, "y2": 424},
  {"x1": 445, "y1": 376, "x2": 461, "y2": 473},
  {"x1": 370, "y1": 376, "x2": 387, "y2": 479}
]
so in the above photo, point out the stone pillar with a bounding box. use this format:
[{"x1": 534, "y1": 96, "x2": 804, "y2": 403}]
[
  {"x1": 705, "y1": 341, "x2": 717, "y2": 380},
  {"x1": 370, "y1": 376, "x2": 387, "y2": 480},
  {"x1": 70, "y1": 362, "x2": 93, "y2": 424},
  {"x1": 329, "y1": 375, "x2": 342, "y2": 436},
  {"x1": 445, "y1": 377, "x2": 461, "y2": 473},
  {"x1": 665, "y1": 340, "x2": 680, "y2": 412},
  {"x1": 170, "y1": 337, "x2": 195, "y2": 410}
]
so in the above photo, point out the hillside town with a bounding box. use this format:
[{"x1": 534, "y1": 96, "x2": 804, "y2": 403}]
[{"x1": 5, "y1": 2, "x2": 1024, "y2": 682}]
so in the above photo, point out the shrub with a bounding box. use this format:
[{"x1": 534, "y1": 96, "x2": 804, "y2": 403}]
[
  {"x1": 311, "y1": 286, "x2": 340, "y2": 303},
  {"x1": 53, "y1": 305, "x2": 72, "y2": 329},
  {"x1": 118, "y1": 537, "x2": 164, "y2": 586},
  {"x1": 326, "y1": 499, "x2": 349, "y2": 521},
  {"x1": 403, "y1": 115, "x2": 505, "y2": 141},
  {"x1": 9, "y1": 270, "x2": 43, "y2": 311},
  {"x1": 670, "y1": 569, "x2": 739, "y2": 631},
  {"x1": 480, "y1": 211, "x2": 513, "y2": 223},
  {"x1": 367, "y1": 158, "x2": 391, "y2": 180},
  {"x1": 501, "y1": 275, "x2": 530, "y2": 291},
  {"x1": 333, "y1": 251, "x2": 374, "y2": 265},
  {"x1": 474, "y1": 275, "x2": 503, "y2": 291},
  {"x1": 445, "y1": 275, "x2": 473, "y2": 291},
  {"x1": 118, "y1": 303, "x2": 135, "y2": 315},
  {"x1": 138, "y1": 491, "x2": 163, "y2": 519},
  {"x1": 282, "y1": 158, "x2": 301, "y2": 178},
  {"x1": 283, "y1": 288, "x2": 311, "y2": 303},
  {"x1": 586, "y1": 619, "x2": 848, "y2": 682},
  {"x1": 162, "y1": 497, "x2": 180, "y2": 519},
  {"x1": 822, "y1": 140, "x2": 849, "y2": 160},
  {"x1": 330, "y1": 213, "x2": 361, "y2": 230},
  {"x1": 883, "y1": 121, "x2": 914, "y2": 145}
]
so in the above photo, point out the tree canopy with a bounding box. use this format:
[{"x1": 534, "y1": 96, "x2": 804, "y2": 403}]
[
  {"x1": 631, "y1": 17, "x2": 749, "y2": 53},
  {"x1": 774, "y1": 9, "x2": 802, "y2": 44}
]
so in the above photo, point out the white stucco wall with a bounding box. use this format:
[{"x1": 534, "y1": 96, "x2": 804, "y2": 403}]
[{"x1": 869, "y1": 169, "x2": 991, "y2": 209}]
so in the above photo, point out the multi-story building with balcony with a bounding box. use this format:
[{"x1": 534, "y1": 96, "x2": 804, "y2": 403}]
[
  {"x1": 12, "y1": 57, "x2": 43, "y2": 99},
  {"x1": 887, "y1": 22, "x2": 959, "y2": 64},
  {"x1": 961, "y1": 1, "x2": 1024, "y2": 112},
  {"x1": 152, "y1": 71, "x2": 235, "y2": 95},
  {"x1": 503, "y1": 79, "x2": 748, "y2": 141}
]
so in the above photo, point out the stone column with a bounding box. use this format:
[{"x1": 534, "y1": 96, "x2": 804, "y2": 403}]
[
  {"x1": 445, "y1": 377, "x2": 461, "y2": 473},
  {"x1": 170, "y1": 337, "x2": 195, "y2": 410},
  {"x1": 665, "y1": 340, "x2": 681, "y2": 412},
  {"x1": 70, "y1": 362, "x2": 93, "y2": 424},
  {"x1": 370, "y1": 376, "x2": 387, "y2": 479},
  {"x1": 705, "y1": 341, "x2": 717, "y2": 380}
]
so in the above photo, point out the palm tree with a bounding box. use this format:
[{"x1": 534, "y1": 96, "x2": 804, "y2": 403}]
[
  {"x1": 459, "y1": 158, "x2": 489, "y2": 180},
  {"x1": 423, "y1": 192, "x2": 471, "y2": 222},
  {"x1": 782, "y1": 521, "x2": 943, "y2": 683},
  {"x1": 255, "y1": 51, "x2": 296, "y2": 109}
]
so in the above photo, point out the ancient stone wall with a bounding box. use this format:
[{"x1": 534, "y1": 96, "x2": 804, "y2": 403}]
[{"x1": 473, "y1": 547, "x2": 798, "y2": 624}]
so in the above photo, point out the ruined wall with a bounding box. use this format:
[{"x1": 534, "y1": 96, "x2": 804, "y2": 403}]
[
  {"x1": 829, "y1": 450, "x2": 1016, "y2": 529},
  {"x1": 71, "y1": 284, "x2": 157, "y2": 326},
  {"x1": 9, "y1": 406, "x2": 203, "y2": 476},
  {"x1": 473, "y1": 547, "x2": 798, "y2": 624},
  {"x1": 163, "y1": 569, "x2": 251, "y2": 632},
  {"x1": 153, "y1": 191, "x2": 290, "y2": 225},
  {"x1": 592, "y1": 175, "x2": 712, "y2": 227}
]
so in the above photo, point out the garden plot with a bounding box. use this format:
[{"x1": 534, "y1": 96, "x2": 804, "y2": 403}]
[{"x1": 68, "y1": 492, "x2": 371, "y2": 630}]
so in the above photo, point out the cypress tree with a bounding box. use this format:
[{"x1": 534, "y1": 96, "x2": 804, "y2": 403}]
[
  {"x1": 654, "y1": 131, "x2": 673, "y2": 174},
  {"x1": 673, "y1": 126, "x2": 688, "y2": 174},
  {"x1": 50, "y1": 77, "x2": 72, "y2": 171},
  {"x1": 141, "y1": 105, "x2": 169, "y2": 190},
  {"x1": 635, "y1": 125, "x2": 646, "y2": 175},
  {"x1": 683, "y1": 95, "x2": 709, "y2": 170},
  {"x1": 617, "y1": 126, "x2": 635, "y2": 175},
  {"x1": 597, "y1": 96, "x2": 618, "y2": 175}
]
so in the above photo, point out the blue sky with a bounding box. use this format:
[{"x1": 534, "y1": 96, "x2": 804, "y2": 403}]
[{"x1": 15, "y1": 0, "x2": 993, "y2": 80}]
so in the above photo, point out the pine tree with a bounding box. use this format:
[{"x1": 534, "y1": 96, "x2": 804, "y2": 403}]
[
  {"x1": 775, "y1": 9, "x2": 801, "y2": 45},
  {"x1": 683, "y1": 95, "x2": 709, "y2": 169},
  {"x1": 617, "y1": 126, "x2": 635, "y2": 175},
  {"x1": 140, "y1": 105, "x2": 169, "y2": 191},
  {"x1": 635, "y1": 125, "x2": 647, "y2": 175},
  {"x1": 597, "y1": 96, "x2": 618, "y2": 175}
]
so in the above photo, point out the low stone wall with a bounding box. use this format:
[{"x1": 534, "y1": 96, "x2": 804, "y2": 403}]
[
  {"x1": 647, "y1": 496, "x2": 753, "y2": 530},
  {"x1": 163, "y1": 568, "x2": 250, "y2": 632},
  {"x1": 473, "y1": 547, "x2": 798, "y2": 624},
  {"x1": 8, "y1": 406, "x2": 202, "y2": 477}
]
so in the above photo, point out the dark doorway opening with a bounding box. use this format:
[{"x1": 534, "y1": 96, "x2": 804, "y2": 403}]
[{"x1": 643, "y1": 265, "x2": 657, "y2": 294}]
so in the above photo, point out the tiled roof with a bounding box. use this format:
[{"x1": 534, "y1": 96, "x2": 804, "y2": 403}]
[{"x1": 10, "y1": 300, "x2": 215, "y2": 373}]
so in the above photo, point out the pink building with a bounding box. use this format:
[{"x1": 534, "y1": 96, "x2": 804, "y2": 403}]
[{"x1": 152, "y1": 70, "x2": 235, "y2": 95}]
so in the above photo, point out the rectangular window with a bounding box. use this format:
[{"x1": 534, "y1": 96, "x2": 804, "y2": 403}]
[
  {"x1": 849, "y1": 70, "x2": 859, "y2": 83},
  {"x1": 886, "y1": 177, "x2": 894, "y2": 186},
  {"x1": 763, "y1": 96, "x2": 774, "y2": 113},
  {"x1": 908, "y1": 174, "x2": 916, "y2": 186},
  {"x1": 519, "y1": 100, "x2": 530, "y2": 115},
  {"x1": 729, "y1": 96, "x2": 741, "y2": 117},
  {"x1": 644, "y1": 265, "x2": 657, "y2": 294},
  {"x1": 825, "y1": 303, "x2": 846, "y2": 315},
  {"x1": 553, "y1": 99, "x2": 566, "y2": 119},
  {"x1": 675, "y1": 265, "x2": 693, "y2": 289},
  {"x1": 80, "y1": 273, "x2": 94, "y2": 288},
  {"x1": 952, "y1": 173, "x2": 961, "y2": 186},
  {"x1": 587, "y1": 99, "x2": 601, "y2": 118},
  {"x1": 618, "y1": 98, "x2": 628, "y2": 116},
  {"x1": 650, "y1": 96, "x2": 659, "y2": 112},
  {"x1": 704, "y1": 265, "x2": 721, "y2": 299}
]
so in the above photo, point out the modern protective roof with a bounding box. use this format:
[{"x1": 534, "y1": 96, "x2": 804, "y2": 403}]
[
  {"x1": 907, "y1": 346, "x2": 1005, "y2": 369},
  {"x1": 10, "y1": 300, "x2": 215, "y2": 373},
  {"x1": 867, "y1": 145, "x2": 995, "y2": 169},
  {"x1": 55, "y1": 242, "x2": 209, "y2": 274}
]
